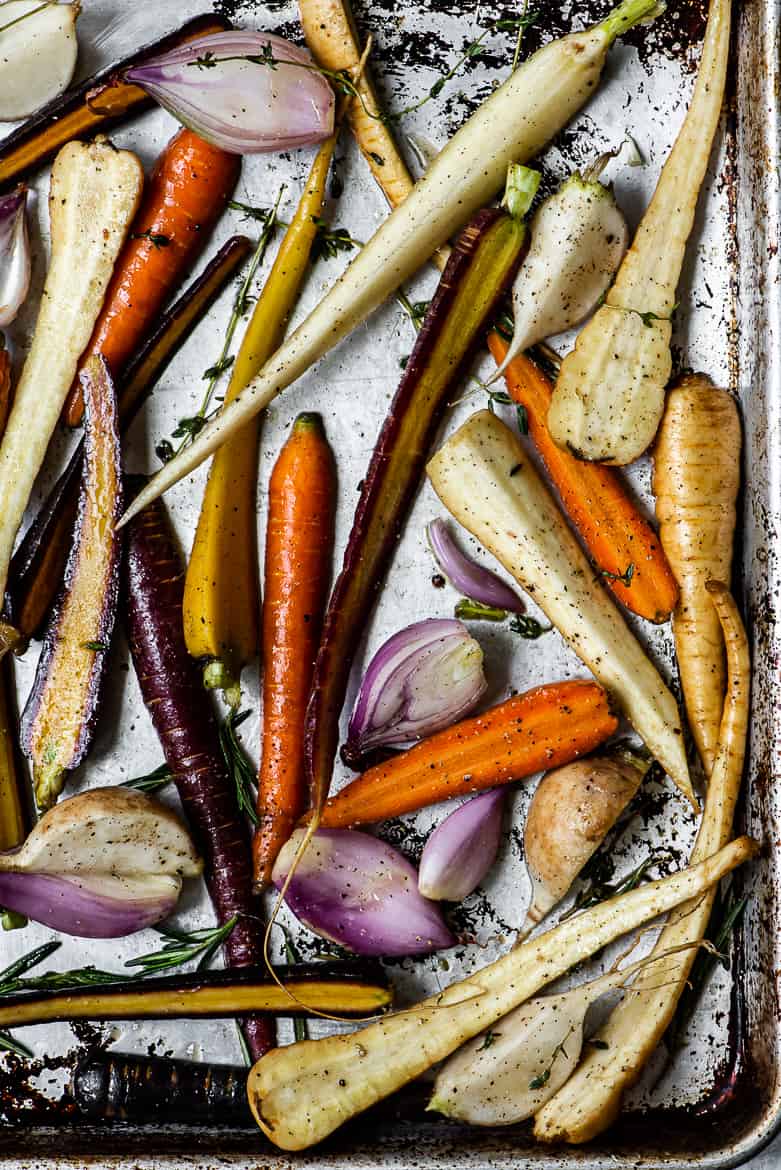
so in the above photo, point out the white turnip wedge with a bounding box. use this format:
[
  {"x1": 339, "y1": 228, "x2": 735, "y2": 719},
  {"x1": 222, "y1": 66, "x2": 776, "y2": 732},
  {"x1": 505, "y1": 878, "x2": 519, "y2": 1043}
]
[
  {"x1": 426, "y1": 410, "x2": 694, "y2": 806},
  {"x1": 119, "y1": 0, "x2": 665, "y2": 527},
  {"x1": 0, "y1": 138, "x2": 142, "y2": 604},
  {"x1": 534, "y1": 581, "x2": 750, "y2": 1145},
  {"x1": 547, "y1": 0, "x2": 731, "y2": 464},
  {"x1": 247, "y1": 835, "x2": 755, "y2": 1150}
]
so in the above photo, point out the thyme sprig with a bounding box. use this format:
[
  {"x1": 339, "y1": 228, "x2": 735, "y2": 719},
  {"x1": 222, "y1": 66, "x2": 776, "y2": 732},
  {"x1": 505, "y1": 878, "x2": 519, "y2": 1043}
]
[
  {"x1": 122, "y1": 762, "x2": 173, "y2": 794},
  {"x1": 509, "y1": 614, "x2": 552, "y2": 639},
  {"x1": 528, "y1": 1030, "x2": 572, "y2": 1090},
  {"x1": 599, "y1": 562, "x2": 635, "y2": 588},
  {"x1": 156, "y1": 188, "x2": 284, "y2": 464}
]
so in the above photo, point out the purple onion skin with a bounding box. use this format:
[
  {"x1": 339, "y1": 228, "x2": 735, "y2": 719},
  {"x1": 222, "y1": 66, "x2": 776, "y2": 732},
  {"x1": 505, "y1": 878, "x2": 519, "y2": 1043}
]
[
  {"x1": 5, "y1": 237, "x2": 252, "y2": 640},
  {"x1": 124, "y1": 484, "x2": 273, "y2": 1060},
  {"x1": 273, "y1": 830, "x2": 454, "y2": 957},
  {"x1": 0, "y1": 872, "x2": 174, "y2": 938},
  {"x1": 427, "y1": 519, "x2": 524, "y2": 613},
  {"x1": 419, "y1": 789, "x2": 505, "y2": 902},
  {"x1": 0, "y1": 15, "x2": 231, "y2": 191},
  {"x1": 305, "y1": 207, "x2": 528, "y2": 820},
  {"x1": 21, "y1": 358, "x2": 123, "y2": 782}
]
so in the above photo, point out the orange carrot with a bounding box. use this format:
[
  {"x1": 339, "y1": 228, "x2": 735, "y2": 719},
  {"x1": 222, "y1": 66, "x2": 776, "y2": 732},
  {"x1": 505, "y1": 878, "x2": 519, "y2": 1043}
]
[
  {"x1": 253, "y1": 413, "x2": 336, "y2": 889},
  {"x1": 487, "y1": 333, "x2": 679, "y2": 623},
  {"x1": 63, "y1": 127, "x2": 240, "y2": 426},
  {"x1": 315, "y1": 679, "x2": 617, "y2": 829}
]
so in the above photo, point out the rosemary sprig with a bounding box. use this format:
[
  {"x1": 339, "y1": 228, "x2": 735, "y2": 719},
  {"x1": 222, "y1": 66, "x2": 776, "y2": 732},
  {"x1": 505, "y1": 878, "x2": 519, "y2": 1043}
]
[
  {"x1": 566, "y1": 851, "x2": 666, "y2": 918},
  {"x1": 127, "y1": 915, "x2": 239, "y2": 975},
  {"x1": 0, "y1": 1031, "x2": 32, "y2": 1058},
  {"x1": 218, "y1": 709, "x2": 258, "y2": 827},
  {"x1": 122, "y1": 762, "x2": 173, "y2": 794},
  {"x1": 157, "y1": 188, "x2": 284, "y2": 464}
]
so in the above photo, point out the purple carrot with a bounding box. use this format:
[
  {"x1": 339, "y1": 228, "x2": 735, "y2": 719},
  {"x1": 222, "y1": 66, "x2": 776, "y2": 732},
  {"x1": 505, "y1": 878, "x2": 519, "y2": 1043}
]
[{"x1": 124, "y1": 484, "x2": 274, "y2": 1060}]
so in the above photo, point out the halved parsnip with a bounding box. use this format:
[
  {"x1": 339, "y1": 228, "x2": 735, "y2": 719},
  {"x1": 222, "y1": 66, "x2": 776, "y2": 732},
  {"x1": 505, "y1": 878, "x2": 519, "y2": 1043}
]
[
  {"x1": 248, "y1": 836, "x2": 756, "y2": 1150},
  {"x1": 534, "y1": 582, "x2": 750, "y2": 1144},
  {"x1": 653, "y1": 375, "x2": 741, "y2": 774},
  {"x1": 426, "y1": 410, "x2": 694, "y2": 806},
  {"x1": 0, "y1": 138, "x2": 142, "y2": 605}
]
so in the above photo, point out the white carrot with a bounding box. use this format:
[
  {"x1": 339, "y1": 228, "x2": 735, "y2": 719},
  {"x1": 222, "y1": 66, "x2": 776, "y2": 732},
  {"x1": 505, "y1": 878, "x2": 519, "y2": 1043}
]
[
  {"x1": 247, "y1": 836, "x2": 755, "y2": 1150},
  {"x1": 0, "y1": 139, "x2": 142, "y2": 603},
  {"x1": 119, "y1": 0, "x2": 665, "y2": 527},
  {"x1": 426, "y1": 409, "x2": 694, "y2": 806},
  {"x1": 547, "y1": 0, "x2": 731, "y2": 464},
  {"x1": 534, "y1": 581, "x2": 750, "y2": 1145}
]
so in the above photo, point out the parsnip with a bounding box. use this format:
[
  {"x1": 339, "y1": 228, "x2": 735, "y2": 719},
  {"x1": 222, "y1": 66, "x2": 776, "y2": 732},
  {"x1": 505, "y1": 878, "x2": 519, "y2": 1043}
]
[
  {"x1": 247, "y1": 836, "x2": 756, "y2": 1150},
  {"x1": 534, "y1": 582, "x2": 750, "y2": 1144},
  {"x1": 426, "y1": 410, "x2": 694, "y2": 806},
  {"x1": 547, "y1": 0, "x2": 731, "y2": 464},
  {"x1": 119, "y1": 0, "x2": 665, "y2": 527},
  {"x1": 653, "y1": 375, "x2": 741, "y2": 773},
  {"x1": 0, "y1": 139, "x2": 142, "y2": 603}
]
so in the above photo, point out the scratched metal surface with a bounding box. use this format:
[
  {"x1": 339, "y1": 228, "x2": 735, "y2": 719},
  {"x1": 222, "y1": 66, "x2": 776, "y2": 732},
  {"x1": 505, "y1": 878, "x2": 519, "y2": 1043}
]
[{"x1": 0, "y1": 0, "x2": 779, "y2": 1165}]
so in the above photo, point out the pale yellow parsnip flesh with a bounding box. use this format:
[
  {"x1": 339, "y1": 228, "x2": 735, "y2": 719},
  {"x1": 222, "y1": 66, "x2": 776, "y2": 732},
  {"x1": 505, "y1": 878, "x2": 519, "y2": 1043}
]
[
  {"x1": 547, "y1": 0, "x2": 731, "y2": 464},
  {"x1": 534, "y1": 584, "x2": 750, "y2": 1144},
  {"x1": 426, "y1": 410, "x2": 693, "y2": 804},
  {"x1": 249, "y1": 837, "x2": 755, "y2": 1150}
]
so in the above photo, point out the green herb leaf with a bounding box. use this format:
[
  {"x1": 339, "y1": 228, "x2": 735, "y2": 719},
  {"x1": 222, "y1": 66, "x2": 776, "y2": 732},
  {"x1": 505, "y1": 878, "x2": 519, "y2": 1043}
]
[
  {"x1": 0, "y1": 1031, "x2": 32, "y2": 1058},
  {"x1": 509, "y1": 614, "x2": 552, "y2": 639},
  {"x1": 455, "y1": 598, "x2": 508, "y2": 622},
  {"x1": 132, "y1": 229, "x2": 171, "y2": 249},
  {"x1": 81, "y1": 640, "x2": 108, "y2": 653},
  {"x1": 528, "y1": 1068, "x2": 550, "y2": 1090},
  {"x1": 200, "y1": 356, "x2": 235, "y2": 383},
  {"x1": 218, "y1": 709, "x2": 259, "y2": 826},
  {"x1": 127, "y1": 915, "x2": 239, "y2": 975},
  {"x1": 478, "y1": 1030, "x2": 500, "y2": 1051},
  {"x1": 310, "y1": 217, "x2": 360, "y2": 263},
  {"x1": 598, "y1": 562, "x2": 635, "y2": 588},
  {"x1": 122, "y1": 762, "x2": 174, "y2": 795}
]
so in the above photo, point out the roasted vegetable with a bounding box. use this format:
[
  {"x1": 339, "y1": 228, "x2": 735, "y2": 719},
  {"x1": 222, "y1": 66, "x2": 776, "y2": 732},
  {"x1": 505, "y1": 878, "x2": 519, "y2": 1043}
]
[
  {"x1": 0, "y1": 787, "x2": 200, "y2": 937},
  {"x1": 0, "y1": 188, "x2": 30, "y2": 326},
  {"x1": 0, "y1": 960, "x2": 392, "y2": 1029},
  {"x1": 125, "y1": 31, "x2": 335, "y2": 154},
  {"x1": 184, "y1": 132, "x2": 338, "y2": 702},
  {"x1": 63, "y1": 127, "x2": 241, "y2": 426},
  {"x1": 427, "y1": 410, "x2": 694, "y2": 806},
  {"x1": 305, "y1": 186, "x2": 535, "y2": 826},
  {"x1": 0, "y1": 14, "x2": 230, "y2": 190},
  {"x1": 272, "y1": 828, "x2": 454, "y2": 955},
  {"x1": 547, "y1": 0, "x2": 731, "y2": 464},
  {"x1": 4, "y1": 236, "x2": 251, "y2": 640},
  {"x1": 72, "y1": 1052, "x2": 253, "y2": 1126},
  {"x1": 653, "y1": 375, "x2": 741, "y2": 773},
  {"x1": 247, "y1": 836, "x2": 756, "y2": 1150},
  {"x1": 418, "y1": 789, "x2": 504, "y2": 903},
  {"x1": 487, "y1": 335, "x2": 679, "y2": 623},
  {"x1": 0, "y1": 658, "x2": 26, "y2": 854},
  {"x1": 492, "y1": 165, "x2": 628, "y2": 376},
  {"x1": 253, "y1": 414, "x2": 336, "y2": 889},
  {"x1": 0, "y1": 1, "x2": 80, "y2": 122},
  {"x1": 430, "y1": 942, "x2": 699, "y2": 1126},
  {"x1": 534, "y1": 582, "x2": 750, "y2": 1144},
  {"x1": 22, "y1": 358, "x2": 123, "y2": 810},
  {"x1": 0, "y1": 139, "x2": 142, "y2": 608},
  {"x1": 125, "y1": 490, "x2": 273, "y2": 1059},
  {"x1": 522, "y1": 750, "x2": 649, "y2": 933},
  {"x1": 316, "y1": 681, "x2": 618, "y2": 829},
  {"x1": 119, "y1": 0, "x2": 666, "y2": 524}
]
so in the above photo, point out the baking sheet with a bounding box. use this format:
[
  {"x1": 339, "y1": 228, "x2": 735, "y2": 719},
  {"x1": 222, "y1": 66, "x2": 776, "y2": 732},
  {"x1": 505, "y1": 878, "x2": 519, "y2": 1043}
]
[{"x1": 0, "y1": 0, "x2": 780, "y2": 1164}]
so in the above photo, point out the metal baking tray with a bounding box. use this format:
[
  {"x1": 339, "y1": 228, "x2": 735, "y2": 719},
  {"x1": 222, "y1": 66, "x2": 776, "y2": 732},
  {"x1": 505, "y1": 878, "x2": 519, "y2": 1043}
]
[{"x1": 0, "y1": 0, "x2": 779, "y2": 1165}]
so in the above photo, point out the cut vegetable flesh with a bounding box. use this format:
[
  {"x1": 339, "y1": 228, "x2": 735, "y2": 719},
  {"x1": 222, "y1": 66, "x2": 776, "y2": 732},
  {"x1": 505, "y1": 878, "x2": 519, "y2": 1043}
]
[{"x1": 22, "y1": 357, "x2": 123, "y2": 809}]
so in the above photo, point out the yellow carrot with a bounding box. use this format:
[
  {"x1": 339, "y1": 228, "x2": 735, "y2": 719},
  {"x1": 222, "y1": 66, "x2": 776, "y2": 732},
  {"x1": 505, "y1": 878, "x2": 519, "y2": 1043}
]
[{"x1": 182, "y1": 132, "x2": 339, "y2": 703}]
